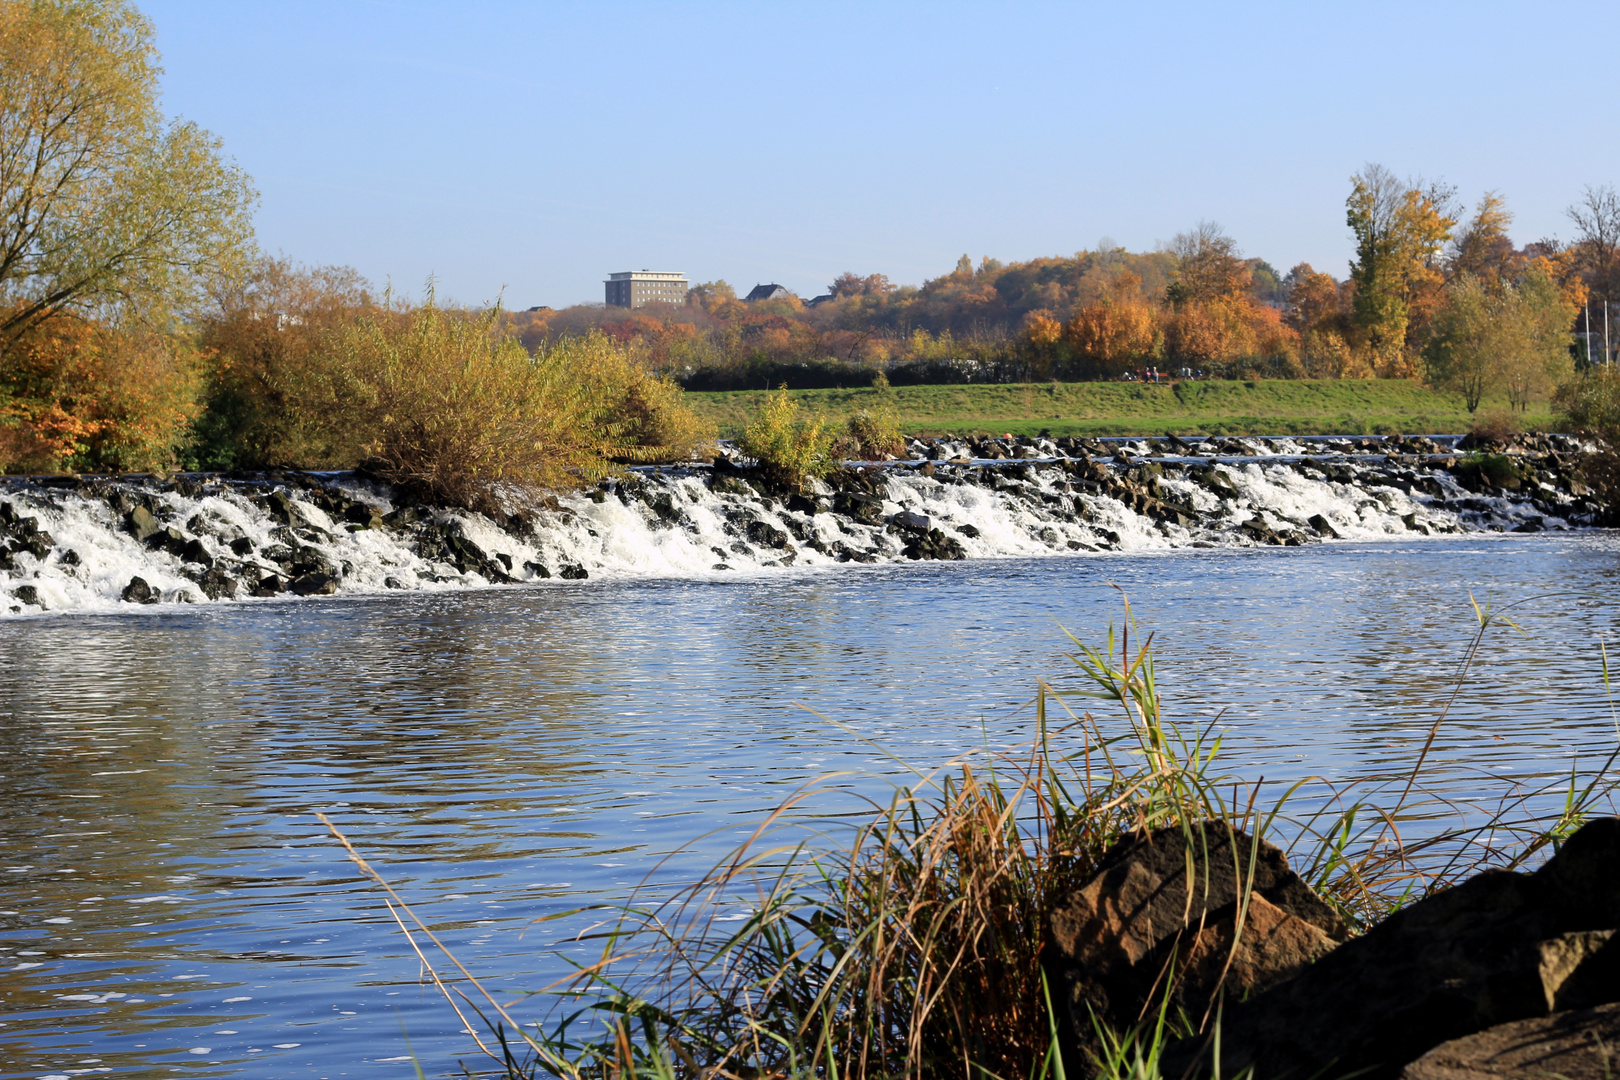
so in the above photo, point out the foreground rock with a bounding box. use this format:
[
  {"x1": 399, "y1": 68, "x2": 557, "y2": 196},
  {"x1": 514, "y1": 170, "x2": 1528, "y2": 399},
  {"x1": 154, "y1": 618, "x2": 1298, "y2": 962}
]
[
  {"x1": 1166, "y1": 818, "x2": 1620, "y2": 1080},
  {"x1": 1046, "y1": 821, "x2": 1345, "y2": 1062},
  {"x1": 1401, "y1": 1002, "x2": 1620, "y2": 1080}
]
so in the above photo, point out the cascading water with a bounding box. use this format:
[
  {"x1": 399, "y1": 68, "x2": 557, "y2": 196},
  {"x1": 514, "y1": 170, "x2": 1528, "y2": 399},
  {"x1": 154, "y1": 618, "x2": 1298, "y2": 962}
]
[{"x1": 0, "y1": 433, "x2": 1604, "y2": 617}]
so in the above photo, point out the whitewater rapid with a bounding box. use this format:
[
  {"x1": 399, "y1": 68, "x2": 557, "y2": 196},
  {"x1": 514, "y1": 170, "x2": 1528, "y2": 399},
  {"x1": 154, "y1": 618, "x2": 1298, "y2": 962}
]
[{"x1": 0, "y1": 434, "x2": 1603, "y2": 617}]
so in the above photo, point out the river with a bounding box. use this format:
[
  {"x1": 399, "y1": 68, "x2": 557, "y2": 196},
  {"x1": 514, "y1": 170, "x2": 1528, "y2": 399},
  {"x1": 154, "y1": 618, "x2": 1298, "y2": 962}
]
[{"x1": 3, "y1": 533, "x2": 1620, "y2": 1077}]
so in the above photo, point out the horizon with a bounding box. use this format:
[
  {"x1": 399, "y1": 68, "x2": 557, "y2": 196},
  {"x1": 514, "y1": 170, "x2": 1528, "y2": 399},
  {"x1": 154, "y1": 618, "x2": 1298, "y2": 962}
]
[{"x1": 138, "y1": 0, "x2": 1620, "y2": 308}]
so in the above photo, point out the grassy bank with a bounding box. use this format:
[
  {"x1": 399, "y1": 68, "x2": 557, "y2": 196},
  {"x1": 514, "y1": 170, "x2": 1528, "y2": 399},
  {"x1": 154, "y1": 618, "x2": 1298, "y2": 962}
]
[{"x1": 685, "y1": 379, "x2": 1557, "y2": 438}]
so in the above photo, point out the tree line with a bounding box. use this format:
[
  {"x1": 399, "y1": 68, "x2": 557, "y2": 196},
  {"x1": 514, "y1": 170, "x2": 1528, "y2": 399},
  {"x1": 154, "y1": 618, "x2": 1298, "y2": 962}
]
[{"x1": 519, "y1": 175, "x2": 1610, "y2": 408}]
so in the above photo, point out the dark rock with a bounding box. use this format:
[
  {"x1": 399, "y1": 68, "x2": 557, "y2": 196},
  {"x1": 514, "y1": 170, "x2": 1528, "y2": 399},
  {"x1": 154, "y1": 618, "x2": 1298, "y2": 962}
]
[
  {"x1": 179, "y1": 538, "x2": 213, "y2": 566},
  {"x1": 59, "y1": 548, "x2": 80, "y2": 566},
  {"x1": 956, "y1": 523, "x2": 981, "y2": 538},
  {"x1": 252, "y1": 574, "x2": 286, "y2": 597},
  {"x1": 121, "y1": 576, "x2": 158, "y2": 604},
  {"x1": 11, "y1": 584, "x2": 41, "y2": 607},
  {"x1": 786, "y1": 493, "x2": 825, "y2": 516},
  {"x1": 289, "y1": 572, "x2": 338, "y2": 596},
  {"x1": 229, "y1": 537, "x2": 254, "y2": 556},
  {"x1": 344, "y1": 501, "x2": 385, "y2": 529},
  {"x1": 1401, "y1": 1002, "x2": 1620, "y2": 1080},
  {"x1": 383, "y1": 506, "x2": 421, "y2": 527},
  {"x1": 892, "y1": 510, "x2": 931, "y2": 532},
  {"x1": 745, "y1": 520, "x2": 791, "y2": 549},
  {"x1": 559, "y1": 563, "x2": 589, "y2": 580},
  {"x1": 523, "y1": 561, "x2": 552, "y2": 579},
  {"x1": 1168, "y1": 818, "x2": 1620, "y2": 1080},
  {"x1": 186, "y1": 566, "x2": 238, "y2": 600},
  {"x1": 125, "y1": 505, "x2": 161, "y2": 543},
  {"x1": 1048, "y1": 821, "x2": 1343, "y2": 1064},
  {"x1": 1308, "y1": 513, "x2": 1341, "y2": 539},
  {"x1": 834, "y1": 491, "x2": 886, "y2": 525},
  {"x1": 901, "y1": 528, "x2": 966, "y2": 561}
]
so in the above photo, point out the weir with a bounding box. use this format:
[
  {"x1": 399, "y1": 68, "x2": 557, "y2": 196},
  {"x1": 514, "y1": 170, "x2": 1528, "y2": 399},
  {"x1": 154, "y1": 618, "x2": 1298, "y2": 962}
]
[{"x1": 0, "y1": 433, "x2": 1604, "y2": 617}]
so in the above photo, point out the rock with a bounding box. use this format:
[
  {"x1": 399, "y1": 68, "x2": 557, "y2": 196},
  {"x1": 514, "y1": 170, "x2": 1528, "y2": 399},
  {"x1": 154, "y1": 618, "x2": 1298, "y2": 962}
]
[
  {"x1": 1308, "y1": 513, "x2": 1341, "y2": 539},
  {"x1": 186, "y1": 566, "x2": 238, "y2": 600},
  {"x1": 746, "y1": 520, "x2": 791, "y2": 549},
  {"x1": 11, "y1": 584, "x2": 41, "y2": 607},
  {"x1": 1168, "y1": 818, "x2": 1620, "y2": 1080},
  {"x1": 289, "y1": 572, "x2": 338, "y2": 596},
  {"x1": 125, "y1": 505, "x2": 161, "y2": 543},
  {"x1": 523, "y1": 561, "x2": 551, "y2": 579},
  {"x1": 834, "y1": 491, "x2": 886, "y2": 526},
  {"x1": 892, "y1": 510, "x2": 931, "y2": 533},
  {"x1": 344, "y1": 501, "x2": 385, "y2": 529},
  {"x1": 902, "y1": 528, "x2": 966, "y2": 561},
  {"x1": 956, "y1": 523, "x2": 981, "y2": 538},
  {"x1": 252, "y1": 574, "x2": 286, "y2": 597},
  {"x1": 229, "y1": 537, "x2": 254, "y2": 556},
  {"x1": 59, "y1": 549, "x2": 80, "y2": 566},
  {"x1": 179, "y1": 538, "x2": 213, "y2": 566},
  {"x1": 121, "y1": 576, "x2": 158, "y2": 604},
  {"x1": 1048, "y1": 820, "x2": 1344, "y2": 1062},
  {"x1": 1401, "y1": 1002, "x2": 1620, "y2": 1080},
  {"x1": 559, "y1": 563, "x2": 588, "y2": 580}
]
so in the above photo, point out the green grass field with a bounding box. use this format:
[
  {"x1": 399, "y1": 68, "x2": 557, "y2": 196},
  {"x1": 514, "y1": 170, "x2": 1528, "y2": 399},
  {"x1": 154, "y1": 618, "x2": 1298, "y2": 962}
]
[{"x1": 685, "y1": 379, "x2": 1556, "y2": 438}]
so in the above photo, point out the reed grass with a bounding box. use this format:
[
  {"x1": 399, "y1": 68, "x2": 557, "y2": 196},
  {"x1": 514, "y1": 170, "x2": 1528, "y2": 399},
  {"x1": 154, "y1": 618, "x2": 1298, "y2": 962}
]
[{"x1": 323, "y1": 595, "x2": 1620, "y2": 1080}]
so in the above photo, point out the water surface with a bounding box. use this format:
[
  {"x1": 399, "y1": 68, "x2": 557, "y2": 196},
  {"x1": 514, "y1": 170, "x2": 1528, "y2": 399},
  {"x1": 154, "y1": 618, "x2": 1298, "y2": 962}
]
[{"x1": 3, "y1": 535, "x2": 1619, "y2": 1078}]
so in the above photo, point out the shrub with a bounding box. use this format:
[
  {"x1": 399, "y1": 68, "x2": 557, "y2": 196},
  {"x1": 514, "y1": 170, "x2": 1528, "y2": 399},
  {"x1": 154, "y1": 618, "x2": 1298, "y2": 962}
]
[
  {"x1": 0, "y1": 313, "x2": 201, "y2": 474},
  {"x1": 314, "y1": 298, "x2": 630, "y2": 509},
  {"x1": 1469, "y1": 408, "x2": 1519, "y2": 444},
  {"x1": 839, "y1": 383, "x2": 906, "y2": 460},
  {"x1": 542, "y1": 333, "x2": 716, "y2": 465},
  {"x1": 738, "y1": 386, "x2": 835, "y2": 488},
  {"x1": 187, "y1": 258, "x2": 374, "y2": 470}
]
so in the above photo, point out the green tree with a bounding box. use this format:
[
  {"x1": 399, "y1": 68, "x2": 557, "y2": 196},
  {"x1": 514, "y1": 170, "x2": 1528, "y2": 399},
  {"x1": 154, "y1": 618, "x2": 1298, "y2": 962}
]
[
  {"x1": 0, "y1": 0, "x2": 257, "y2": 359},
  {"x1": 1346, "y1": 164, "x2": 1456, "y2": 367}
]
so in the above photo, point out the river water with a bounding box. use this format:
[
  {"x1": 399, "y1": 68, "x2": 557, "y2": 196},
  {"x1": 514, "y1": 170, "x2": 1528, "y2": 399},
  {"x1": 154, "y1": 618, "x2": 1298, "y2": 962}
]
[{"x1": 4, "y1": 534, "x2": 1620, "y2": 1078}]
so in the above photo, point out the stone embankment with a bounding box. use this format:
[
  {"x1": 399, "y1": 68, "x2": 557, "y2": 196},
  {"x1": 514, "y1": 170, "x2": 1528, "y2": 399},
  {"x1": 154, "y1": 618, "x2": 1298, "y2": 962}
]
[
  {"x1": 1045, "y1": 818, "x2": 1620, "y2": 1080},
  {"x1": 0, "y1": 432, "x2": 1608, "y2": 613}
]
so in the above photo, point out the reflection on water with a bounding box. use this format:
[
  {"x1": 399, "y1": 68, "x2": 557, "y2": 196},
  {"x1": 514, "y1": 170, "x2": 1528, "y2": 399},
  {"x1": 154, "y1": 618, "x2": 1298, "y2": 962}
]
[{"x1": 3, "y1": 535, "x2": 1620, "y2": 1078}]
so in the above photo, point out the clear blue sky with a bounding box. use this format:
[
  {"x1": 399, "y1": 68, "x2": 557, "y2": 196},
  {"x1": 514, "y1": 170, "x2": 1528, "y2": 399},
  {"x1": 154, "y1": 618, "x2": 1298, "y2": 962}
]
[{"x1": 140, "y1": 1, "x2": 1620, "y2": 309}]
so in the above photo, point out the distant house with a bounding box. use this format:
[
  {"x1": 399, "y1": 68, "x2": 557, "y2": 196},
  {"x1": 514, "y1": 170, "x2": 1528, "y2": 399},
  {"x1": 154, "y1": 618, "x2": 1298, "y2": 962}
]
[
  {"x1": 805, "y1": 293, "x2": 836, "y2": 308},
  {"x1": 745, "y1": 283, "x2": 791, "y2": 302}
]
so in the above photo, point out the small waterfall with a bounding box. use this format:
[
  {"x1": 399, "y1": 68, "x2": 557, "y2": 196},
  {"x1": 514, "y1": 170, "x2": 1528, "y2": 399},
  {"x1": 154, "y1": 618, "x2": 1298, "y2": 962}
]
[{"x1": 0, "y1": 434, "x2": 1603, "y2": 616}]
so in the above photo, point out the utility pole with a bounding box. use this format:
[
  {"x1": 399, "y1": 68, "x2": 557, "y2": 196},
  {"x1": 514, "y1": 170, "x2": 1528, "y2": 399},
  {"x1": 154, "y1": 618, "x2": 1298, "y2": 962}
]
[
  {"x1": 1607, "y1": 298, "x2": 1612, "y2": 366},
  {"x1": 1587, "y1": 301, "x2": 1594, "y2": 366}
]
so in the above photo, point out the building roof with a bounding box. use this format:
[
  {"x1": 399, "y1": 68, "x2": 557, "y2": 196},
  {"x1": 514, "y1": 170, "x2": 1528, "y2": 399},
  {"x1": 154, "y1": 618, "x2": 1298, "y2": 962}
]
[{"x1": 745, "y1": 283, "x2": 790, "y2": 301}]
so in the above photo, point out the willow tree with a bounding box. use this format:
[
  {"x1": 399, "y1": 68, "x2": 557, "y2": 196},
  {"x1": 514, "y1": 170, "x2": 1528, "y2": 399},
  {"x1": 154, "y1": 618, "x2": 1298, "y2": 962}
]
[{"x1": 0, "y1": 0, "x2": 257, "y2": 359}]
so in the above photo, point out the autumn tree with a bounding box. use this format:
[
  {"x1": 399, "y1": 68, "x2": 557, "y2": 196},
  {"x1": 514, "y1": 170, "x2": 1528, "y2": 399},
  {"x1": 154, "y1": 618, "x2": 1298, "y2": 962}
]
[
  {"x1": 686, "y1": 280, "x2": 735, "y2": 311},
  {"x1": 0, "y1": 0, "x2": 257, "y2": 357},
  {"x1": 1448, "y1": 192, "x2": 1519, "y2": 286},
  {"x1": 1165, "y1": 221, "x2": 1250, "y2": 305},
  {"x1": 1345, "y1": 165, "x2": 1456, "y2": 373},
  {"x1": 1063, "y1": 268, "x2": 1156, "y2": 376}
]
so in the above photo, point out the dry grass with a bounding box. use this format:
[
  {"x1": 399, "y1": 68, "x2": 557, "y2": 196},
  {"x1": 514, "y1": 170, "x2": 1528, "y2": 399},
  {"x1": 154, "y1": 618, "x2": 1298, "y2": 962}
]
[{"x1": 325, "y1": 597, "x2": 1619, "y2": 1080}]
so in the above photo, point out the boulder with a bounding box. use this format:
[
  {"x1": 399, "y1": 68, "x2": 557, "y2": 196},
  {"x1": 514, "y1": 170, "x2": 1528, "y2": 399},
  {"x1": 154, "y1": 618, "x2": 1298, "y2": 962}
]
[
  {"x1": 1401, "y1": 1002, "x2": 1620, "y2": 1080},
  {"x1": 902, "y1": 528, "x2": 966, "y2": 561},
  {"x1": 11, "y1": 584, "x2": 42, "y2": 607},
  {"x1": 559, "y1": 563, "x2": 589, "y2": 580},
  {"x1": 121, "y1": 576, "x2": 158, "y2": 604},
  {"x1": 1167, "y1": 818, "x2": 1620, "y2": 1080},
  {"x1": 125, "y1": 505, "x2": 161, "y2": 543},
  {"x1": 745, "y1": 520, "x2": 791, "y2": 550},
  {"x1": 1047, "y1": 821, "x2": 1344, "y2": 1064},
  {"x1": 289, "y1": 572, "x2": 338, "y2": 596},
  {"x1": 892, "y1": 510, "x2": 931, "y2": 532}
]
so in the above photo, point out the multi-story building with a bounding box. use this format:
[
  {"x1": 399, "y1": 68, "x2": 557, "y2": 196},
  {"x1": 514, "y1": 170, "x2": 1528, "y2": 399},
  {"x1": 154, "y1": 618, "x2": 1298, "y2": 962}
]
[{"x1": 605, "y1": 271, "x2": 687, "y2": 309}]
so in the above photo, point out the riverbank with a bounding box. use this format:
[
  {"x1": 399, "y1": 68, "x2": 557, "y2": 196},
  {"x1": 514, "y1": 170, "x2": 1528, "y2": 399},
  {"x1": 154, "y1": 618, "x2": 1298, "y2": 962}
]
[{"x1": 684, "y1": 379, "x2": 1557, "y2": 438}]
